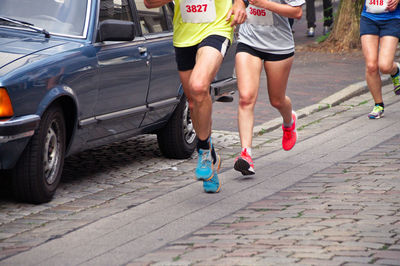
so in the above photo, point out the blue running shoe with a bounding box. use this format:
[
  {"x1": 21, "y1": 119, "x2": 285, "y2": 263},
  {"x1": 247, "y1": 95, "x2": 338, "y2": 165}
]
[
  {"x1": 195, "y1": 148, "x2": 221, "y2": 181},
  {"x1": 203, "y1": 172, "x2": 221, "y2": 193}
]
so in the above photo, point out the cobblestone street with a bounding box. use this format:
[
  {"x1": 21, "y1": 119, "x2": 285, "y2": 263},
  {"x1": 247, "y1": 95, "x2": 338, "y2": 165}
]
[
  {"x1": 133, "y1": 133, "x2": 400, "y2": 266},
  {"x1": 1, "y1": 83, "x2": 400, "y2": 265}
]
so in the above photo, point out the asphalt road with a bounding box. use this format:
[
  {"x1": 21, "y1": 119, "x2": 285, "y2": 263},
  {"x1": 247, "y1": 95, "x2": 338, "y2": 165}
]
[{"x1": 212, "y1": 0, "x2": 366, "y2": 131}]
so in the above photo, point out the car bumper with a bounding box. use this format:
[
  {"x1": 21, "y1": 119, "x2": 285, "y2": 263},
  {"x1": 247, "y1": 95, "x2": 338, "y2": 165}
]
[
  {"x1": 211, "y1": 77, "x2": 237, "y2": 102},
  {"x1": 0, "y1": 115, "x2": 40, "y2": 169}
]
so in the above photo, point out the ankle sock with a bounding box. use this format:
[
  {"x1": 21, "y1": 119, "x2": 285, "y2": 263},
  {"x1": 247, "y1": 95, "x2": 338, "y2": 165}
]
[
  {"x1": 375, "y1": 102, "x2": 384, "y2": 108},
  {"x1": 197, "y1": 138, "x2": 209, "y2": 150},
  {"x1": 283, "y1": 119, "x2": 293, "y2": 128}
]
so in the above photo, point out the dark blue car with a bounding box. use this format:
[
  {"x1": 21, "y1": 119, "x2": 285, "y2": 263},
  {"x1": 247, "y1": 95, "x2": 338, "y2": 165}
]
[{"x1": 0, "y1": 0, "x2": 237, "y2": 203}]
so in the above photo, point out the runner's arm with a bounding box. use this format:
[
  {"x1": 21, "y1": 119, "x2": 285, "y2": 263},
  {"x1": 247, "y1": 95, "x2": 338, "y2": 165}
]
[
  {"x1": 249, "y1": 0, "x2": 302, "y2": 19},
  {"x1": 226, "y1": 0, "x2": 247, "y2": 26},
  {"x1": 144, "y1": 0, "x2": 172, "y2": 9}
]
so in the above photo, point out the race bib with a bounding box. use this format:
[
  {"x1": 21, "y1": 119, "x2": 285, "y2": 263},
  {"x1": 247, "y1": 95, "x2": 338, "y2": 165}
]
[
  {"x1": 180, "y1": 0, "x2": 217, "y2": 23},
  {"x1": 365, "y1": 0, "x2": 388, "y2": 13},
  {"x1": 246, "y1": 5, "x2": 273, "y2": 26}
]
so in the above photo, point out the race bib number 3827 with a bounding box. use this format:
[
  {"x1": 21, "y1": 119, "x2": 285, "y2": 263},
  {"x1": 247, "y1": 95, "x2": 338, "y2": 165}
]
[
  {"x1": 180, "y1": 0, "x2": 217, "y2": 23},
  {"x1": 366, "y1": 0, "x2": 388, "y2": 13}
]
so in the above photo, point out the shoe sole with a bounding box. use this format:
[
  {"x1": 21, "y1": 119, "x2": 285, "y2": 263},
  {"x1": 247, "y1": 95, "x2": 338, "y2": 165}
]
[
  {"x1": 196, "y1": 155, "x2": 221, "y2": 181},
  {"x1": 368, "y1": 114, "x2": 384, "y2": 119},
  {"x1": 204, "y1": 182, "x2": 221, "y2": 193},
  {"x1": 234, "y1": 158, "x2": 255, "y2": 176}
]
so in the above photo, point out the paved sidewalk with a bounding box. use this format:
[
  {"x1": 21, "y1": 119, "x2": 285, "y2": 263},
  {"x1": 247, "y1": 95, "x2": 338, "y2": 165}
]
[
  {"x1": 212, "y1": 0, "x2": 367, "y2": 131},
  {"x1": 2, "y1": 79, "x2": 399, "y2": 265},
  {"x1": 1, "y1": 3, "x2": 399, "y2": 262},
  {"x1": 127, "y1": 87, "x2": 400, "y2": 265}
]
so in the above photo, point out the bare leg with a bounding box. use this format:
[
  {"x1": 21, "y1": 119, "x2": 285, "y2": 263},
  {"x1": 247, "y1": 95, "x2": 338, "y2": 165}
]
[
  {"x1": 178, "y1": 46, "x2": 223, "y2": 141},
  {"x1": 236, "y1": 52, "x2": 263, "y2": 149},
  {"x1": 264, "y1": 56, "x2": 294, "y2": 125},
  {"x1": 378, "y1": 36, "x2": 399, "y2": 76},
  {"x1": 361, "y1": 34, "x2": 382, "y2": 103}
]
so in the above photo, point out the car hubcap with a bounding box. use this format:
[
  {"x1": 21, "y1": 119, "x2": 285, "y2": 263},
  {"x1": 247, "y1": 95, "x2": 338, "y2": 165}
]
[
  {"x1": 43, "y1": 120, "x2": 60, "y2": 185},
  {"x1": 183, "y1": 100, "x2": 196, "y2": 144}
]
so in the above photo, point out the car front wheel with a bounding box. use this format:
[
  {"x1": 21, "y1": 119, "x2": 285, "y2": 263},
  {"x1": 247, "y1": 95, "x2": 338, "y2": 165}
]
[
  {"x1": 157, "y1": 95, "x2": 197, "y2": 159},
  {"x1": 12, "y1": 105, "x2": 66, "y2": 204}
]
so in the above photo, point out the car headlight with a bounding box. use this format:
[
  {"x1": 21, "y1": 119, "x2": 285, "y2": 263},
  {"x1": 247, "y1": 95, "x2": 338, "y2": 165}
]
[{"x1": 0, "y1": 88, "x2": 14, "y2": 119}]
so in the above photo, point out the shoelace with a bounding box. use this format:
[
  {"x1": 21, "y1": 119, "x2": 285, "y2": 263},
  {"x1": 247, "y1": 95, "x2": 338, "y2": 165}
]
[
  {"x1": 372, "y1": 106, "x2": 383, "y2": 114},
  {"x1": 283, "y1": 127, "x2": 294, "y2": 139},
  {"x1": 200, "y1": 150, "x2": 211, "y2": 168}
]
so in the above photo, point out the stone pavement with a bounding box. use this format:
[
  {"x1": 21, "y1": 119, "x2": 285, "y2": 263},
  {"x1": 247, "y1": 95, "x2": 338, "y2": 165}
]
[
  {"x1": 1, "y1": 77, "x2": 400, "y2": 266},
  {"x1": 1, "y1": 3, "x2": 400, "y2": 262},
  {"x1": 128, "y1": 85, "x2": 400, "y2": 265},
  {"x1": 212, "y1": 0, "x2": 367, "y2": 132}
]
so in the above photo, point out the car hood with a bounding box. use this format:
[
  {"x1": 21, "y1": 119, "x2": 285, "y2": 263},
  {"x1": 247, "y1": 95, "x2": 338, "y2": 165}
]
[{"x1": 0, "y1": 33, "x2": 71, "y2": 71}]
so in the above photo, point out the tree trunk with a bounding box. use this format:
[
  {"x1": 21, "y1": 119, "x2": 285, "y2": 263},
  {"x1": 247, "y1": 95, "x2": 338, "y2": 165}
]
[{"x1": 323, "y1": 0, "x2": 364, "y2": 51}]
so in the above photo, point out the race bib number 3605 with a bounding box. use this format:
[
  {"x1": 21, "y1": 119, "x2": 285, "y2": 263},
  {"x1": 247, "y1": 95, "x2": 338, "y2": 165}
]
[
  {"x1": 246, "y1": 4, "x2": 273, "y2": 26},
  {"x1": 366, "y1": 0, "x2": 388, "y2": 13},
  {"x1": 180, "y1": 0, "x2": 217, "y2": 23}
]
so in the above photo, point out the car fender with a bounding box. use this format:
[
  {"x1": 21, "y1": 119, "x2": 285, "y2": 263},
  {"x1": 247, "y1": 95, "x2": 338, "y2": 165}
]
[{"x1": 36, "y1": 84, "x2": 79, "y2": 154}]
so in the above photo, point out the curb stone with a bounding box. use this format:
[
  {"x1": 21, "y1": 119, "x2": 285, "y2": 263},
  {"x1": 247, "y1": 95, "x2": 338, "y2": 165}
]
[{"x1": 251, "y1": 76, "x2": 392, "y2": 136}]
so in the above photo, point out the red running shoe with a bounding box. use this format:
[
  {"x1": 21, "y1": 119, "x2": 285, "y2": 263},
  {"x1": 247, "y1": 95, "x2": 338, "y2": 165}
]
[
  {"x1": 282, "y1": 111, "x2": 298, "y2": 151},
  {"x1": 234, "y1": 148, "x2": 255, "y2": 175}
]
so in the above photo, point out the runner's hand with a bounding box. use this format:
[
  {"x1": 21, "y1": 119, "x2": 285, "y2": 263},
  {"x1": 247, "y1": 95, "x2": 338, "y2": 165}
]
[
  {"x1": 226, "y1": 0, "x2": 247, "y2": 26},
  {"x1": 387, "y1": 0, "x2": 399, "y2": 11}
]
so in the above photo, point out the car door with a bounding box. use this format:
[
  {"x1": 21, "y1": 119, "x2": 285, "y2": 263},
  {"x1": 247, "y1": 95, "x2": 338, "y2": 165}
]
[
  {"x1": 133, "y1": 1, "x2": 180, "y2": 126},
  {"x1": 94, "y1": 0, "x2": 150, "y2": 138}
]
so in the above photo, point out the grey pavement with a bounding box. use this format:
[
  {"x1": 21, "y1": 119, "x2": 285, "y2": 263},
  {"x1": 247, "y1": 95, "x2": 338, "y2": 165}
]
[
  {"x1": 1, "y1": 2, "x2": 400, "y2": 263},
  {"x1": 1, "y1": 76, "x2": 400, "y2": 265},
  {"x1": 212, "y1": 0, "x2": 366, "y2": 132}
]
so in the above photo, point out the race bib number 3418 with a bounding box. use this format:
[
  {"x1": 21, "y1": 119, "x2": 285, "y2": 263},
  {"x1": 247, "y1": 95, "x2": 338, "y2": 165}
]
[
  {"x1": 180, "y1": 0, "x2": 217, "y2": 23},
  {"x1": 366, "y1": 0, "x2": 388, "y2": 13}
]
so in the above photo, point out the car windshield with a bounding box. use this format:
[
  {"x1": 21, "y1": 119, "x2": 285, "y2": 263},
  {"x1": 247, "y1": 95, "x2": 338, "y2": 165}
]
[{"x1": 0, "y1": 0, "x2": 89, "y2": 37}]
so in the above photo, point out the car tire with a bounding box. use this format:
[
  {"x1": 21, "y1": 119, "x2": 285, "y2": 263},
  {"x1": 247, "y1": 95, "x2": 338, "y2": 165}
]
[
  {"x1": 12, "y1": 105, "x2": 66, "y2": 204},
  {"x1": 157, "y1": 95, "x2": 197, "y2": 159}
]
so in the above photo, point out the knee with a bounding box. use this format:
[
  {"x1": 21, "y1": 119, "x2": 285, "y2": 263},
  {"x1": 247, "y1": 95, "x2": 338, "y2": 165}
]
[
  {"x1": 270, "y1": 97, "x2": 285, "y2": 110},
  {"x1": 239, "y1": 92, "x2": 256, "y2": 109},
  {"x1": 366, "y1": 62, "x2": 379, "y2": 75},
  {"x1": 189, "y1": 80, "x2": 210, "y2": 103},
  {"x1": 378, "y1": 61, "x2": 394, "y2": 74}
]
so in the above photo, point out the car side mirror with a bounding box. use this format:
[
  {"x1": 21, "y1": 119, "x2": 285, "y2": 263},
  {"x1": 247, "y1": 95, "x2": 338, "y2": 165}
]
[{"x1": 98, "y1": 19, "x2": 135, "y2": 42}]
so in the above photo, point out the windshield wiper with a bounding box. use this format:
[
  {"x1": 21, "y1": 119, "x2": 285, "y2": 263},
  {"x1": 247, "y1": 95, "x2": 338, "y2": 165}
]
[{"x1": 0, "y1": 16, "x2": 50, "y2": 38}]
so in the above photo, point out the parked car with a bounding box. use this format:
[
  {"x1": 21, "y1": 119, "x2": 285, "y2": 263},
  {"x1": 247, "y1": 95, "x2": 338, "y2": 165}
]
[{"x1": 0, "y1": 0, "x2": 237, "y2": 204}]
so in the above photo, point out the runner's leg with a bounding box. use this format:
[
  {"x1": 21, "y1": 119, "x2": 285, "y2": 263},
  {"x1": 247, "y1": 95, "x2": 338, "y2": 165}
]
[
  {"x1": 236, "y1": 52, "x2": 263, "y2": 149},
  {"x1": 378, "y1": 36, "x2": 399, "y2": 76},
  {"x1": 265, "y1": 56, "x2": 297, "y2": 150},
  {"x1": 361, "y1": 34, "x2": 382, "y2": 104},
  {"x1": 264, "y1": 56, "x2": 294, "y2": 125},
  {"x1": 186, "y1": 46, "x2": 223, "y2": 141}
]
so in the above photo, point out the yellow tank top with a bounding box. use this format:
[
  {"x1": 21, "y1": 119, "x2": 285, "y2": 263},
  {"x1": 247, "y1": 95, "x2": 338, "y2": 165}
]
[{"x1": 173, "y1": 0, "x2": 234, "y2": 47}]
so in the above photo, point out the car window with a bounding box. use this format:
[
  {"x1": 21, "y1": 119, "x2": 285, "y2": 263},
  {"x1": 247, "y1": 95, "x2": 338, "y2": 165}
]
[
  {"x1": 0, "y1": 0, "x2": 89, "y2": 37},
  {"x1": 99, "y1": 0, "x2": 133, "y2": 22},
  {"x1": 134, "y1": 0, "x2": 170, "y2": 34}
]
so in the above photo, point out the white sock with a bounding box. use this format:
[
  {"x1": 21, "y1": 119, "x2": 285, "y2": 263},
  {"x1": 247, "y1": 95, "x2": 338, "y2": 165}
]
[{"x1": 283, "y1": 118, "x2": 293, "y2": 128}]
